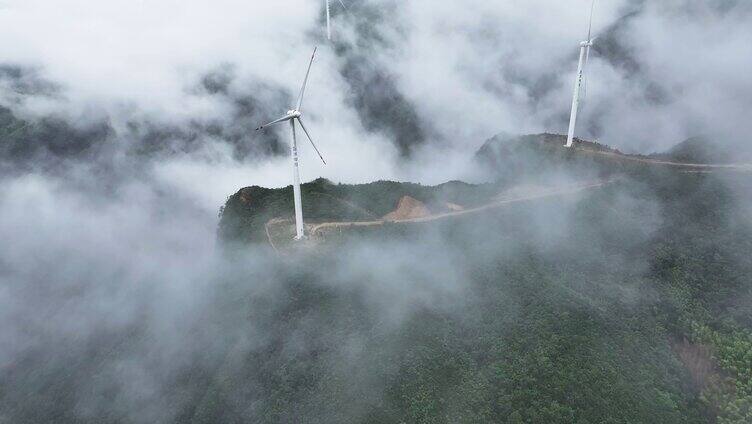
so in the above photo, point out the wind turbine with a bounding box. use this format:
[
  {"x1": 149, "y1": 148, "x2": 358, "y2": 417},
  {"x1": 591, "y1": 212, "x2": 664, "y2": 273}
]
[
  {"x1": 565, "y1": 0, "x2": 597, "y2": 148},
  {"x1": 325, "y1": 0, "x2": 348, "y2": 41},
  {"x1": 256, "y1": 47, "x2": 327, "y2": 241}
]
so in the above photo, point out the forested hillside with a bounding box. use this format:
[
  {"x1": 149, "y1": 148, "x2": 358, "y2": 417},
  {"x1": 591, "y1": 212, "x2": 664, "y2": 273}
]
[
  {"x1": 212, "y1": 169, "x2": 752, "y2": 423},
  {"x1": 213, "y1": 136, "x2": 752, "y2": 422},
  {"x1": 5, "y1": 156, "x2": 751, "y2": 422}
]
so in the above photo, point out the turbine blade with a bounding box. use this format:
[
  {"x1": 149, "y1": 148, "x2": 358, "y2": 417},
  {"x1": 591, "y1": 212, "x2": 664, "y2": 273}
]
[
  {"x1": 587, "y1": 0, "x2": 596, "y2": 41},
  {"x1": 255, "y1": 115, "x2": 292, "y2": 131},
  {"x1": 296, "y1": 47, "x2": 317, "y2": 111},
  {"x1": 296, "y1": 117, "x2": 326, "y2": 165},
  {"x1": 325, "y1": 0, "x2": 331, "y2": 40}
]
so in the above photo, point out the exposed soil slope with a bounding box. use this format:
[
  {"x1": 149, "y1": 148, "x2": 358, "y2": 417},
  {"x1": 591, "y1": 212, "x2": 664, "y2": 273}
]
[{"x1": 383, "y1": 196, "x2": 431, "y2": 221}]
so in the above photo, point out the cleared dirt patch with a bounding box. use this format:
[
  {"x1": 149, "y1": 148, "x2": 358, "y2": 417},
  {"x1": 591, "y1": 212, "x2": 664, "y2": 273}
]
[
  {"x1": 383, "y1": 196, "x2": 431, "y2": 221},
  {"x1": 672, "y1": 338, "x2": 716, "y2": 390}
]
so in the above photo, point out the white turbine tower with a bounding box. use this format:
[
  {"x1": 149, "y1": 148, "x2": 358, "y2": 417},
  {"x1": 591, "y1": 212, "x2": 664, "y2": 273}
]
[
  {"x1": 325, "y1": 0, "x2": 348, "y2": 41},
  {"x1": 565, "y1": 0, "x2": 597, "y2": 148},
  {"x1": 256, "y1": 47, "x2": 327, "y2": 241}
]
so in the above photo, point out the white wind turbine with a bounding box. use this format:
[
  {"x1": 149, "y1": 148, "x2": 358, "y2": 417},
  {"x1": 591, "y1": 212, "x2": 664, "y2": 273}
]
[
  {"x1": 325, "y1": 0, "x2": 348, "y2": 41},
  {"x1": 256, "y1": 47, "x2": 327, "y2": 241},
  {"x1": 565, "y1": 0, "x2": 597, "y2": 148}
]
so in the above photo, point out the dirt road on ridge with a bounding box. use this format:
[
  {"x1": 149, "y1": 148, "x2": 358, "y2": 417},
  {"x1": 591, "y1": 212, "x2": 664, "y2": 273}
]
[{"x1": 574, "y1": 147, "x2": 752, "y2": 171}]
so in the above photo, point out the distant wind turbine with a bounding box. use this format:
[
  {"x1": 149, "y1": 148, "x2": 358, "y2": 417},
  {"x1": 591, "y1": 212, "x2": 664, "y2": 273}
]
[
  {"x1": 256, "y1": 47, "x2": 327, "y2": 241},
  {"x1": 325, "y1": 0, "x2": 348, "y2": 41},
  {"x1": 565, "y1": 0, "x2": 597, "y2": 148}
]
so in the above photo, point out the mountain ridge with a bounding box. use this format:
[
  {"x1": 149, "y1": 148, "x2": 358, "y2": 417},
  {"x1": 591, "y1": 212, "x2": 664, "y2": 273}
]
[{"x1": 219, "y1": 133, "x2": 750, "y2": 248}]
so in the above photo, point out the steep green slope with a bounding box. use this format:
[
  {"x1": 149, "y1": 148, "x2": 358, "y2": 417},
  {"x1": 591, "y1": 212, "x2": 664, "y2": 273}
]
[
  {"x1": 3, "y1": 171, "x2": 750, "y2": 423},
  {"x1": 195, "y1": 170, "x2": 751, "y2": 423},
  {"x1": 653, "y1": 136, "x2": 734, "y2": 164}
]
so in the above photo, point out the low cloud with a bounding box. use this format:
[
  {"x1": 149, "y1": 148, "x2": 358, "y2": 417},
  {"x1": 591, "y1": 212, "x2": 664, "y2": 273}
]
[{"x1": 0, "y1": 2, "x2": 750, "y2": 420}]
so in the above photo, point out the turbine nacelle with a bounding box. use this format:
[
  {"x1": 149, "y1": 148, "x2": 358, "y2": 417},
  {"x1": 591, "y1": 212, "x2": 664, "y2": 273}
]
[{"x1": 287, "y1": 110, "x2": 302, "y2": 118}]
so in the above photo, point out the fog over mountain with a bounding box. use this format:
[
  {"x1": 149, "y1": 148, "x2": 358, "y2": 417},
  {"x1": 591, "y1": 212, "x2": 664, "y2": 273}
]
[
  {"x1": 1, "y1": 1, "x2": 751, "y2": 422},
  {"x1": 1, "y1": 1, "x2": 751, "y2": 176}
]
